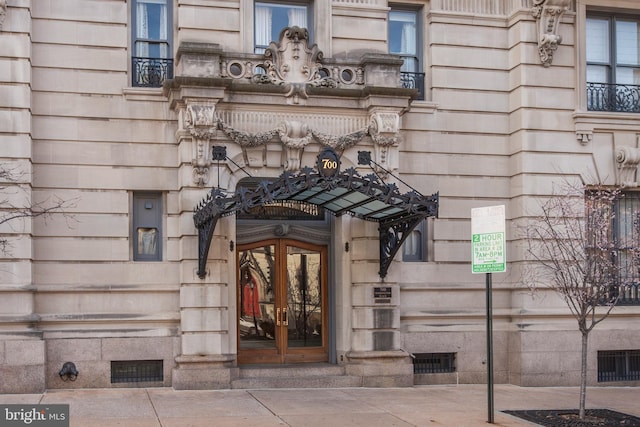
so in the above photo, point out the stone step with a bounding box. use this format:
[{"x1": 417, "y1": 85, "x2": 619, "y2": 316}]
[{"x1": 232, "y1": 363, "x2": 362, "y2": 389}]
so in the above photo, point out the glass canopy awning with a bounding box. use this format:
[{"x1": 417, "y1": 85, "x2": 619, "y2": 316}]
[{"x1": 194, "y1": 151, "x2": 439, "y2": 279}]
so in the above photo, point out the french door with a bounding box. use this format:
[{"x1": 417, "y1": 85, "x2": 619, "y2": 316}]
[{"x1": 237, "y1": 239, "x2": 328, "y2": 364}]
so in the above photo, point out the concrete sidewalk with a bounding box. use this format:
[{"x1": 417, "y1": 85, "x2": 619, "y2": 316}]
[{"x1": 1, "y1": 384, "x2": 638, "y2": 426}]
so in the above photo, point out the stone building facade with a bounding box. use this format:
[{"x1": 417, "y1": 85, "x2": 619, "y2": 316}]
[{"x1": 1, "y1": 0, "x2": 639, "y2": 392}]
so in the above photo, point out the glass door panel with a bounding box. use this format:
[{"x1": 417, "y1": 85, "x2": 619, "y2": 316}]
[
  {"x1": 238, "y1": 244, "x2": 277, "y2": 353},
  {"x1": 238, "y1": 239, "x2": 327, "y2": 364},
  {"x1": 286, "y1": 246, "x2": 323, "y2": 349}
]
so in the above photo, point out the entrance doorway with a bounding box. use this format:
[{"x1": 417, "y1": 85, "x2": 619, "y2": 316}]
[{"x1": 237, "y1": 239, "x2": 328, "y2": 364}]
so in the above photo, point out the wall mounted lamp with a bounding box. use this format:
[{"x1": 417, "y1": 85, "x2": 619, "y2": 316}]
[{"x1": 59, "y1": 362, "x2": 78, "y2": 381}]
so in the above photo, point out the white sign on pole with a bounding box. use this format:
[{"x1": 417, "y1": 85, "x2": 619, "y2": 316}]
[{"x1": 471, "y1": 205, "x2": 506, "y2": 274}]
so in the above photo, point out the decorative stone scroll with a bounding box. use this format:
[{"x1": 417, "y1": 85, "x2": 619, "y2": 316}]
[
  {"x1": 0, "y1": 0, "x2": 7, "y2": 30},
  {"x1": 369, "y1": 112, "x2": 401, "y2": 174},
  {"x1": 532, "y1": 0, "x2": 571, "y2": 67},
  {"x1": 616, "y1": 146, "x2": 640, "y2": 187},
  {"x1": 277, "y1": 121, "x2": 312, "y2": 171},
  {"x1": 185, "y1": 102, "x2": 217, "y2": 187},
  {"x1": 253, "y1": 26, "x2": 339, "y2": 104}
]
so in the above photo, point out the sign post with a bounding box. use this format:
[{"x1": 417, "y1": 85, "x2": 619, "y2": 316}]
[{"x1": 471, "y1": 205, "x2": 506, "y2": 425}]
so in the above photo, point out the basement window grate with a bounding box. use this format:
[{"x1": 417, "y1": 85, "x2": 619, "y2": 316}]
[
  {"x1": 598, "y1": 350, "x2": 640, "y2": 382},
  {"x1": 111, "y1": 360, "x2": 163, "y2": 383},
  {"x1": 413, "y1": 352, "x2": 456, "y2": 374}
]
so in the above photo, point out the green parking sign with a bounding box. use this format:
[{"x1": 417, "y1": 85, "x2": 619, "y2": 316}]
[{"x1": 471, "y1": 206, "x2": 506, "y2": 274}]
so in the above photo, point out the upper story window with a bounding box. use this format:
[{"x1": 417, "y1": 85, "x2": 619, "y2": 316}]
[
  {"x1": 132, "y1": 0, "x2": 173, "y2": 87},
  {"x1": 586, "y1": 13, "x2": 640, "y2": 112},
  {"x1": 255, "y1": 2, "x2": 310, "y2": 54},
  {"x1": 389, "y1": 7, "x2": 424, "y2": 100}
]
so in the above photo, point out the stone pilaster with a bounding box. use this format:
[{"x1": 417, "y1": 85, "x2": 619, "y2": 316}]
[{"x1": 0, "y1": 0, "x2": 44, "y2": 393}]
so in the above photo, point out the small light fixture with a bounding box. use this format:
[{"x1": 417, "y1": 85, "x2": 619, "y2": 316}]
[
  {"x1": 345, "y1": 242, "x2": 349, "y2": 252},
  {"x1": 229, "y1": 240, "x2": 234, "y2": 252},
  {"x1": 59, "y1": 362, "x2": 78, "y2": 381}
]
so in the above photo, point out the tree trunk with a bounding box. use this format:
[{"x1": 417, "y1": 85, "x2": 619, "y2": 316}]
[{"x1": 579, "y1": 331, "x2": 588, "y2": 419}]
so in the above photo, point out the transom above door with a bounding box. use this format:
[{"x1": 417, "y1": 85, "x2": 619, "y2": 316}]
[{"x1": 237, "y1": 239, "x2": 327, "y2": 364}]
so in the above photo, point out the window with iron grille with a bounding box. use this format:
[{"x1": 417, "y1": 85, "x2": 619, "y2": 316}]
[
  {"x1": 111, "y1": 360, "x2": 163, "y2": 383},
  {"x1": 598, "y1": 350, "x2": 640, "y2": 382},
  {"x1": 586, "y1": 13, "x2": 640, "y2": 112},
  {"x1": 389, "y1": 7, "x2": 425, "y2": 100},
  {"x1": 132, "y1": 0, "x2": 173, "y2": 87},
  {"x1": 586, "y1": 190, "x2": 640, "y2": 306},
  {"x1": 611, "y1": 192, "x2": 640, "y2": 305},
  {"x1": 413, "y1": 352, "x2": 456, "y2": 374}
]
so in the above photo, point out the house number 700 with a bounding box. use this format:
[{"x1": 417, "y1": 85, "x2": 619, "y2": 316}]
[{"x1": 322, "y1": 159, "x2": 338, "y2": 169}]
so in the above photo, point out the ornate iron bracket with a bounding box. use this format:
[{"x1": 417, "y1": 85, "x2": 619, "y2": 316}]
[{"x1": 379, "y1": 215, "x2": 425, "y2": 279}]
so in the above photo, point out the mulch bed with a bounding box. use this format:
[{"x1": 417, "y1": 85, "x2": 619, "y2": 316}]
[{"x1": 503, "y1": 409, "x2": 640, "y2": 426}]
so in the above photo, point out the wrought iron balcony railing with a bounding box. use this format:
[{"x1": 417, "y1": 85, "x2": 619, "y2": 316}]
[
  {"x1": 612, "y1": 283, "x2": 640, "y2": 306},
  {"x1": 401, "y1": 71, "x2": 426, "y2": 101},
  {"x1": 587, "y1": 82, "x2": 640, "y2": 113},
  {"x1": 132, "y1": 57, "x2": 174, "y2": 88}
]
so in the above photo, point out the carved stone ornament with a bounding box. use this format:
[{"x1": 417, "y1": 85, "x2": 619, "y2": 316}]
[
  {"x1": 369, "y1": 112, "x2": 401, "y2": 175},
  {"x1": 0, "y1": 0, "x2": 7, "y2": 30},
  {"x1": 532, "y1": 0, "x2": 571, "y2": 67},
  {"x1": 616, "y1": 146, "x2": 640, "y2": 187},
  {"x1": 254, "y1": 26, "x2": 338, "y2": 104},
  {"x1": 277, "y1": 121, "x2": 312, "y2": 171},
  {"x1": 185, "y1": 102, "x2": 217, "y2": 187},
  {"x1": 311, "y1": 128, "x2": 368, "y2": 152},
  {"x1": 185, "y1": 102, "x2": 217, "y2": 139}
]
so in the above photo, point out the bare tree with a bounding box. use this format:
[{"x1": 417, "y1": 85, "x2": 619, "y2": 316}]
[
  {"x1": 0, "y1": 165, "x2": 77, "y2": 254},
  {"x1": 522, "y1": 180, "x2": 634, "y2": 420}
]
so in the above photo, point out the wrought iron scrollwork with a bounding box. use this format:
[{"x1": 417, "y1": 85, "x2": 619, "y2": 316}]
[
  {"x1": 587, "y1": 82, "x2": 640, "y2": 113},
  {"x1": 379, "y1": 215, "x2": 424, "y2": 279},
  {"x1": 400, "y1": 72, "x2": 426, "y2": 101},
  {"x1": 132, "y1": 57, "x2": 174, "y2": 88},
  {"x1": 194, "y1": 165, "x2": 439, "y2": 279}
]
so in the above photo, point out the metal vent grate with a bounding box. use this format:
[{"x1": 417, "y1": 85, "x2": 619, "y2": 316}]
[
  {"x1": 598, "y1": 350, "x2": 640, "y2": 382},
  {"x1": 413, "y1": 352, "x2": 456, "y2": 374},
  {"x1": 111, "y1": 360, "x2": 163, "y2": 383}
]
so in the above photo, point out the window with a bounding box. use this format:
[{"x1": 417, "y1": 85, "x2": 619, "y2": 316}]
[
  {"x1": 255, "y1": 2, "x2": 310, "y2": 54},
  {"x1": 133, "y1": 192, "x2": 162, "y2": 261},
  {"x1": 389, "y1": 7, "x2": 424, "y2": 100},
  {"x1": 403, "y1": 219, "x2": 426, "y2": 261},
  {"x1": 132, "y1": 0, "x2": 173, "y2": 87},
  {"x1": 598, "y1": 350, "x2": 640, "y2": 382},
  {"x1": 586, "y1": 13, "x2": 640, "y2": 112},
  {"x1": 587, "y1": 190, "x2": 640, "y2": 306},
  {"x1": 611, "y1": 192, "x2": 640, "y2": 305}
]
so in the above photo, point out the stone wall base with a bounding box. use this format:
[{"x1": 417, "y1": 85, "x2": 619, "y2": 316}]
[
  {"x1": 172, "y1": 355, "x2": 236, "y2": 390},
  {"x1": 345, "y1": 350, "x2": 413, "y2": 387},
  {"x1": 0, "y1": 339, "x2": 45, "y2": 393}
]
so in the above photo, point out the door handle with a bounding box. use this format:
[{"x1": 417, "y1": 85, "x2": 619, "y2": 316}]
[
  {"x1": 283, "y1": 308, "x2": 288, "y2": 326},
  {"x1": 276, "y1": 308, "x2": 281, "y2": 326}
]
